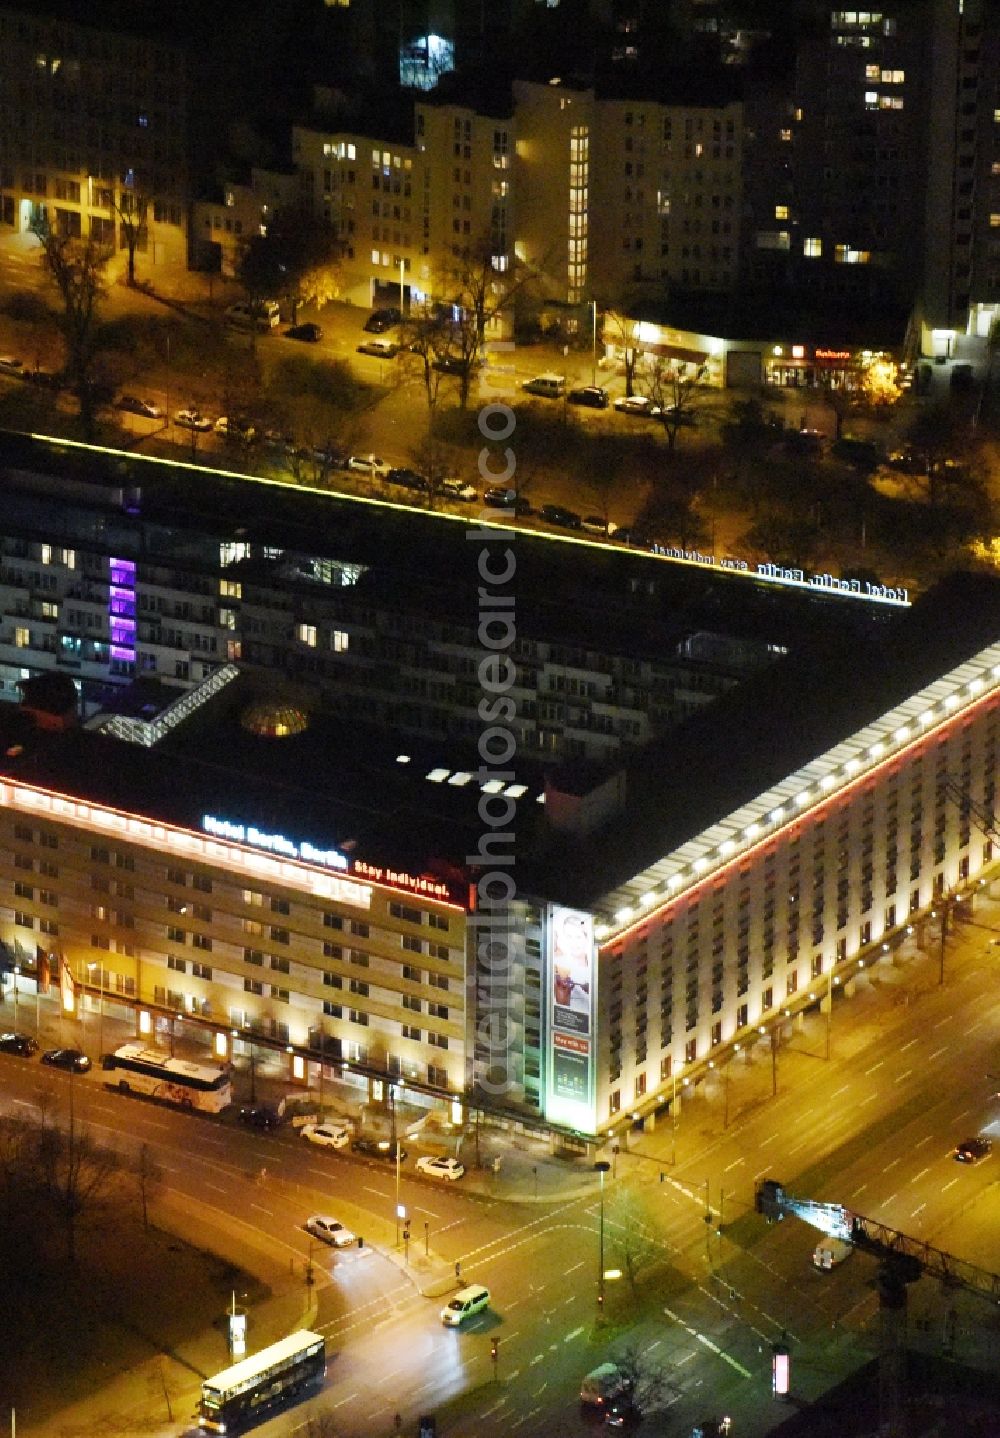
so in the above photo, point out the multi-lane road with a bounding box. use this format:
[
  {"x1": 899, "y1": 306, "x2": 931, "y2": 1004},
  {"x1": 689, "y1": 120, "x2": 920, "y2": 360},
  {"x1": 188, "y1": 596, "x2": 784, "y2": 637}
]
[{"x1": 5, "y1": 912, "x2": 1000, "y2": 1437}]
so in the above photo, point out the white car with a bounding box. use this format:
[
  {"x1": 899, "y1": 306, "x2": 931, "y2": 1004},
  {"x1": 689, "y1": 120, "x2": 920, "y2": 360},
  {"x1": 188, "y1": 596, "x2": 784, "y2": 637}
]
[
  {"x1": 613, "y1": 394, "x2": 660, "y2": 418},
  {"x1": 174, "y1": 408, "x2": 213, "y2": 432},
  {"x1": 415, "y1": 1155, "x2": 465, "y2": 1181},
  {"x1": 214, "y1": 415, "x2": 257, "y2": 441},
  {"x1": 440, "y1": 478, "x2": 477, "y2": 502},
  {"x1": 300, "y1": 1122, "x2": 351, "y2": 1150},
  {"x1": 305, "y1": 1213, "x2": 356, "y2": 1247},
  {"x1": 346, "y1": 454, "x2": 390, "y2": 477}
]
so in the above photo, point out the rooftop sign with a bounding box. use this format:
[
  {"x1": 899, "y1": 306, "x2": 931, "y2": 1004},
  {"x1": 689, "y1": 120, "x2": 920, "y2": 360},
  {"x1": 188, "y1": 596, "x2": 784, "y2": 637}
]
[{"x1": 202, "y1": 815, "x2": 349, "y2": 871}]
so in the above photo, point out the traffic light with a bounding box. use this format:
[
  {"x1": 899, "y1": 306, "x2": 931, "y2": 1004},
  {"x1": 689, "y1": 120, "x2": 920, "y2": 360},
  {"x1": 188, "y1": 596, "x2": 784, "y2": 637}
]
[
  {"x1": 403, "y1": 1226, "x2": 410, "y2": 1242},
  {"x1": 491, "y1": 1339, "x2": 498, "y2": 1362}
]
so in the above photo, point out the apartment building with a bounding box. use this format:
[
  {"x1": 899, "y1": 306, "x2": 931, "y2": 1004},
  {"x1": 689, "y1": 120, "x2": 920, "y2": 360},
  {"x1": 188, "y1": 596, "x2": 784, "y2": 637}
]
[{"x1": 0, "y1": 4, "x2": 189, "y2": 270}]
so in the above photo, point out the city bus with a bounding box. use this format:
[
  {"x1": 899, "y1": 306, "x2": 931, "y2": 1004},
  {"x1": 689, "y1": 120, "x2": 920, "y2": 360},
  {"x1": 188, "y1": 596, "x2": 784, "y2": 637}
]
[
  {"x1": 100, "y1": 1043, "x2": 232, "y2": 1113},
  {"x1": 198, "y1": 1330, "x2": 326, "y2": 1433}
]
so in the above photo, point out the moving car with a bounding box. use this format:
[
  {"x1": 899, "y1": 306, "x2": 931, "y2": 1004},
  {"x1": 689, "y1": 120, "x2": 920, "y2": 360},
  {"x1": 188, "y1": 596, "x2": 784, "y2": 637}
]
[
  {"x1": 568, "y1": 385, "x2": 609, "y2": 409},
  {"x1": 117, "y1": 395, "x2": 162, "y2": 419},
  {"x1": 0, "y1": 1032, "x2": 38, "y2": 1057},
  {"x1": 440, "y1": 1284, "x2": 490, "y2": 1327},
  {"x1": 954, "y1": 1136, "x2": 992, "y2": 1163},
  {"x1": 812, "y1": 1237, "x2": 852, "y2": 1270},
  {"x1": 346, "y1": 454, "x2": 390, "y2": 477},
  {"x1": 301, "y1": 1122, "x2": 351, "y2": 1150},
  {"x1": 238, "y1": 1104, "x2": 281, "y2": 1130},
  {"x1": 581, "y1": 515, "x2": 618, "y2": 537},
  {"x1": 522, "y1": 372, "x2": 566, "y2": 398},
  {"x1": 580, "y1": 1363, "x2": 631, "y2": 1408},
  {"x1": 305, "y1": 1213, "x2": 356, "y2": 1247},
  {"x1": 415, "y1": 1155, "x2": 465, "y2": 1181},
  {"x1": 41, "y1": 1047, "x2": 91, "y2": 1073},
  {"x1": 440, "y1": 478, "x2": 477, "y2": 502},
  {"x1": 539, "y1": 503, "x2": 582, "y2": 530},
  {"x1": 286, "y1": 323, "x2": 322, "y2": 343},
  {"x1": 363, "y1": 307, "x2": 402, "y2": 333},
  {"x1": 357, "y1": 339, "x2": 400, "y2": 358},
  {"x1": 174, "y1": 408, "x2": 213, "y2": 432},
  {"x1": 613, "y1": 394, "x2": 659, "y2": 418},
  {"x1": 352, "y1": 1136, "x2": 407, "y2": 1161}
]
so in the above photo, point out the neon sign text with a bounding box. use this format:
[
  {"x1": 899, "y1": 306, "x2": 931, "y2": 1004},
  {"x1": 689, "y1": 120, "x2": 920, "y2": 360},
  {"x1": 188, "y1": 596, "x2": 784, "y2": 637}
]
[{"x1": 202, "y1": 815, "x2": 348, "y2": 871}]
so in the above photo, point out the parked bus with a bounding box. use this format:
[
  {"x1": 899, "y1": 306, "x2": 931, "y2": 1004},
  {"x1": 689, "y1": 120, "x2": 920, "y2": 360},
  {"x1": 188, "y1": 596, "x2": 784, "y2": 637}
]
[
  {"x1": 199, "y1": 1330, "x2": 326, "y2": 1433},
  {"x1": 100, "y1": 1043, "x2": 232, "y2": 1113}
]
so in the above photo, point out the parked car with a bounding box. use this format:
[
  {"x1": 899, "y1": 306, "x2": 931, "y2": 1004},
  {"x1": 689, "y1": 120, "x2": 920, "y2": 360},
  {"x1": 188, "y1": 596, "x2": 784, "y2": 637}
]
[
  {"x1": 238, "y1": 1104, "x2": 281, "y2": 1130},
  {"x1": 614, "y1": 394, "x2": 659, "y2": 418},
  {"x1": 415, "y1": 1155, "x2": 465, "y2": 1181},
  {"x1": 955, "y1": 1136, "x2": 992, "y2": 1163},
  {"x1": 522, "y1": 373, "x2": 566, "y2": 398},
  {"x1": 832, "y1": 435, "x2": 883, "y2": 468},
  {"x1": 286, "y1": 322, "x2": 322, "y2": 343},
  {"x1": 432, "y1": 355, "x2": 469, "y2": 375},
  {"x1": 387, "y1": 467, "x2": 429, "y2": 491},
  {"x1": 568, "y1": 385, "x2": 609, "y2": 409},
  {"x1": 352, "y1": 1136, "x2": 407, "y2": 1161},
  {"x1": 784, "y1": 427, "x2": 824, "y2": 455},
  {"x1": 346, "y1": 454, "x2": 390, "y2": 477},
  {"x1": 0, "y1": 355, "x2": 23, "y2": 375},
  {"x1": 483, "y1": 487, "x2": 532, "y2": 515},
  {"x1": 357, "y1": 339, "x2": 401, "y2": 358},
  {"x1": 659, "y1": 403, "x2": 697, "y2": 426},
  {"x1": 301, "y1": 1122, "x2": 351, "y2": 1150},
  {"x1": 581, "y1": 515, "x2": 618, "y2": 537},
  {"x1": 23, "y1": 368, "x2": 63, "y2": 390},
  {"x1": 174, "y1": 408, "x2": 213, "y2": 432},
  {"x1": 0, "y1": 1032, "x2": 38, "y2": 1057},
  {"x1": 41, "y1": 1047, "x2": 90, "y2": 1073},
  {"x1": 539, "y1": 503, "x2": 582, "y2": 530},
  {"x1": 440, "y1": 478, "x2": 477, "y2": 502},
  {"x1": 305, "y1": 1213, "x2": 356, "y2": 1247},
  {"x1": 117, "y1": 395, "x2": 163, "y2": 419},
  {"x1": 214, "y1": 416, "x2": 257, "y2": 442},
  {"x1": 226, "y1": 299, "x2": 280, "y2": 331},
  {"x1": 605, "y1": 1394, "x2": 642, "y2": 1430},
  {"x1": 363, "y1": 307, "x2": 402, "y2": 333}
]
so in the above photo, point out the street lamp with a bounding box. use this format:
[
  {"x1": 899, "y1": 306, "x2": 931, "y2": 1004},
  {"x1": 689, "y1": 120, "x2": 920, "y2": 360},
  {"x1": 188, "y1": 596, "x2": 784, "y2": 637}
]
[
  {"x1": 12, "y1": 964, "x2": 19, "y2": 1030},
  {"x1": 591, "y1": 299, "x2": 598, "y2": 388},
  {"x1": 595, "y1": 1159, "x2": 611, "y2": 1320}
]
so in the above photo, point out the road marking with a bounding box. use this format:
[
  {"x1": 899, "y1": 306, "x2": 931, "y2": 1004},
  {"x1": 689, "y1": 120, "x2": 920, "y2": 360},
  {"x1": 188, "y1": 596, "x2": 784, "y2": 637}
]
[
  {"x1": 864, "y1": 1061, "x2": 885, "y2": 1076},
  {"x1": 413, "y1": 1206, "x2": 440, "y2": 1219},
  {"x1": 647, "y1": 1339, "x2": 662, "y2": 1351},
  {"x1": 723, "y1": 1157, "x2": 745, "y2": 1173},
  {"x1": 942, "y1": 1177, "x2": 959, "y2": 1193},
  {"x1": 533, "y1": 1383, "x2": 547, "y2": 1397},
  {"x1": 830, "y1": 1084, "x2": 850, "y2": 1099},
  {"x1": 250, "y1": 1203, "x2": 273, "y2": 1216},
  {"x1": 507, "y1": 1369, "x2": 520, "y2": 1381},
  {"x1": 202, "y1": 1182, "x2": 226, "y2": 1194},
  {"x1": 502, "y1": 1330, "x2": 520, "y2": 1344},
  {"x1": 759, "y1": 1133, "x2": 778, "y2": 1146},
  {"x1": 910, "y1": 1167, "x2": 931, "y2": 1183},
  {"x1": 884, "y1": 1192, "x2": 898, "y2": 1206},
  {"x1": 882, "y1": 1158, "x2": 900, "y2": 1173},
  {"x1": 954, "y1": 1108, "x2": 972, "y2": 1123},
  {"x1": 928, "y1": 1045, "x2": 949, "y2": 1060},
  {"x1": 529, "y1": 1354, "x2": 544, "y2": 1367},
  {"x1": 753, "y1": 1167, "x2": 772, "y2": 1183},
  {"x1": 851, "y1": 1185, "x2": 867, "y2": 1199},
  {"x1": 566, "y1": 1260, "x2": 585, "y2": 1275},
  {"x1": 860, "y1": 1093, "x2": 879, "y2": 1105},
  {"x1": 933, "y1": 1015, "x2": 954, "y2": 1028},
  {"x1": 564, "y1": 1326, "x2": 585, "y2": 1342},
  {"x1": 663, "y1": 1305, "x2": 752, "y2": 1379},
  {"x1": 911, "y1": 1203, "x2": 925, "y2": 1219},
  {"x1": 900, "y1": 1039, "x2": 918, "y2": 1052},
  {"x1": 331, "y1": 1393, "x2": 359, "y2": 1409},
  {"x1": 893, "y1": 1069, "x2": 913, "y2": 1084},
  {"x1": 914, "y1": 1136, "x2": 932, "y2": 1150},
  {"x1": 481, "y1": 1401, "x2": 508, "y2": 1418},
  {"x1": 363, "y1": 1186, "x2": 390, "y2": 1199}
]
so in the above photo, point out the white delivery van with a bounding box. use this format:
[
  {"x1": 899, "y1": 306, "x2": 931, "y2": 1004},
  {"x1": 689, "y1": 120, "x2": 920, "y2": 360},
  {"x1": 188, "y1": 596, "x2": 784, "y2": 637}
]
[
  {"x1": 440, "y1": 1284, "x2": 490, "y2": 1327},
  {"x1": 580, "y1": 1362, "x2": 630, "y2": 1407},
  {"x1": 812, "y1": 1237, "x2": 852, "y2": 1271}
]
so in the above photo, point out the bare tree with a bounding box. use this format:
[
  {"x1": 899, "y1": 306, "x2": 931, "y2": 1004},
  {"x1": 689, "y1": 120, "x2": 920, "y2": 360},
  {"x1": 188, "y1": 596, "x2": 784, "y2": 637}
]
[
  {"x1": 113, "y1": 182, "x2": 153, "y2": 288},
  {"x1": 605, "y1": 1190, "x2": 662, "y2": 1293},
  {"x1": 30, "y1": 215, "x2": 113, "y2": 437},
  {"x1": 38, "y1": 1119, "x2": 122, "y2": 1264},
  {"x1": 432, "y1": 237, "x2": 534, "y2": 409},
  {"x1": 602, "y1": 306, "x2": 643, "y2": 396},
  {"x1": 612, "y1": 1342, "x2": 679, "y2": 1415},
  {"x1": 134, "y1": 1142, "x2": 163, "y2": 1230},
  {"x1": 642, "y1": 358, "x2": 710, "y2": 455}
]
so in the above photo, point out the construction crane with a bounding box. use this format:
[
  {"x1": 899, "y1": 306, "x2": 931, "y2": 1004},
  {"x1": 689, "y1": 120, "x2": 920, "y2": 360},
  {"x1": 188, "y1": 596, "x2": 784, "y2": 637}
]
[{"x1": 755, "y1": 1179, "x2": 1000, "y2": 1438}]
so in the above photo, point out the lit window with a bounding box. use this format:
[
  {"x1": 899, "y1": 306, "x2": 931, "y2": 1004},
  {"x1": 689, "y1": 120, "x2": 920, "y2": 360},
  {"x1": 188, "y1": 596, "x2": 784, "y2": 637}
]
[
  {"x1": 371, "y1": 248, "x2": 379, "y2": 264},
  {"x1": 297, "y1": 623, "x2": 317, "y2": 647},
  {"x1": 834, "y1": 244, "x2": 871, "y2": 264},
  {"x1": 865, "y1": 64, "x2": 879, "y2": 79},
  {"x1": 864, "y1": 91, "x2": 878, "y2": 109},
  {"x1": 879, "y1": 96, "x2": 903, "y2": 110},
  {"x1": 990, "y1": 215, "x2": 1000, "y2": 228},
  {"x1": 14, "y1": 627, "x2": 29, "y2": 648},
  {"x1": 331, "y1": 629, "x2": 349, "y2": 653},
  {"x1": 779, "y1": 128, "x2": 792, "y2": 142},
  {"x1": 347, "y1": 143, "x2": 356, "y2": 160},
  {"x1": 881, "y1": 69, "x2": 904, "y2": 83},
  {"x1": 40, "y1": 544, "x2": 52, "y2": 565},
  {"x1": 775, "y1": 204, "x2": 789, "y2": 220},
  {"x1": 994, "y1": 110, "x2": 1000, "y2": 124},
  {"x1": 803, "y1": 236, "x2": 822, "y2": 257}
]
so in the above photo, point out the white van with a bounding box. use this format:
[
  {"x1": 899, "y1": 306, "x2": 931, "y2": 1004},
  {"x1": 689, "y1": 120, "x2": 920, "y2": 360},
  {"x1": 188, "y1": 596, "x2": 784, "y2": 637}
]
[
  {"x1": 580, "y1": 1362, "x2": 630, "y2": 1407},
  {"x1": 226, "y1": 300, "x2": 280, "y2": 331},
  {"x1": 812, "y1": 1237, "x2": 852, "y2": 1271},
  {"x1": 522, "y1": 372, "x2": 566, "y2": 398},
  {"x1": 440, "y1": 1283, "x2": 490, "y2": 1327}
]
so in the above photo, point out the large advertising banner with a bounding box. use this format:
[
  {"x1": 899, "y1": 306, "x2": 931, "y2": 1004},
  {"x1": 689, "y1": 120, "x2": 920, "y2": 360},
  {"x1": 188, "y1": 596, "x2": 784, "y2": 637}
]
[{"x1": 544, "y1": 906, "x2": 597, "y2": 1133}]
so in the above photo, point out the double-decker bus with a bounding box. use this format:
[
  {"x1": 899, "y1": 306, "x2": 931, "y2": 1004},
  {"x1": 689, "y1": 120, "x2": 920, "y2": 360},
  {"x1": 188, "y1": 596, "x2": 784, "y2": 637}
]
[
  {"x1": 199, "y1": 1331, "x2": 326, "y2": 1433},
  {"x1": 100, "y1": 1043, "x2": 232, "y2": 1113}
]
